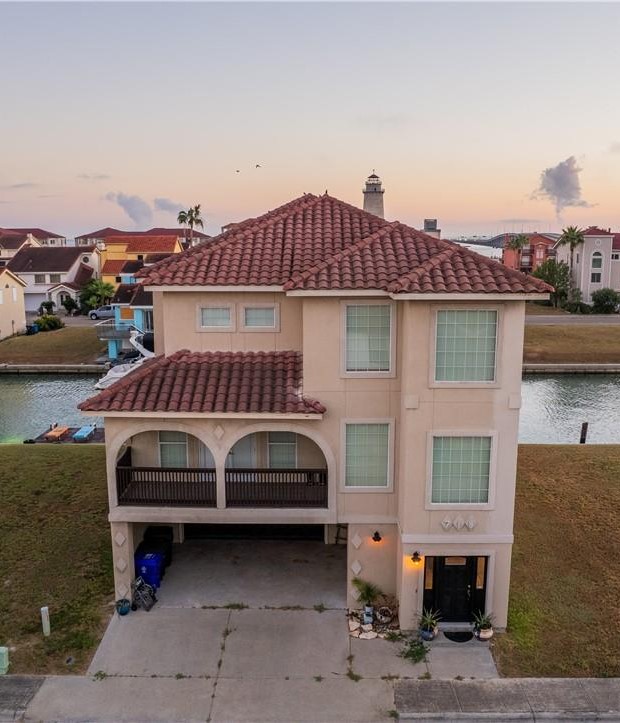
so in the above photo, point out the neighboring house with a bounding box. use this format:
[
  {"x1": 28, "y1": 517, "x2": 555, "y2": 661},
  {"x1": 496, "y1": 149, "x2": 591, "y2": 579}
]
[
  {"x1": 555, "y1": 226, "x2": 620, "y2": 303},
  {"x1": 7, "y1": 246, "x2": 100, "y2": 312},
  {"x1": 0, "y1": 268, "x2": 27, "y2": 340},
  {"x1": 100, "y1": 283, "x2": 154, "y2": 359},
  {"x1": 502, "y1": 233, "x2": 557, "y2": 273},
  {"x1": 79, "y1": 193, "x2": 550, "y2": 631},
  {"x1": 76, "y1": 227, "x2": 210, "y2": 247},
  {"x1": 8, "y1": 227, "x2": 67, "y2": 246},
  {"x1": 101, "y1": 259, "x2": 144, "y2": 288},
  {"x1": 488, "y1": 231, "x2": 560, "y2": 250},
  {"x1": 98, "y1": 236, "x2": 183, "y2": 289},
  {"x1": 0, "y1": 230, "x2": 41, "y2": 266}
]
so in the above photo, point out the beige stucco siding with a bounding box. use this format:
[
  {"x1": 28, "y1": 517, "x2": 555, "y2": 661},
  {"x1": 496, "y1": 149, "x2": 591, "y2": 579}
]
[{"x1": 0, "y1": 274, "x2": 27, "y2": 340}]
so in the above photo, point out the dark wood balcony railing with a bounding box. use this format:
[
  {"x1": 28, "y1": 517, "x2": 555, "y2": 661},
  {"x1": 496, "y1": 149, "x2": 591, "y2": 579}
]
[
  {"x1": 116, "y1": 466, "x2": 217, "y2": 507},
  {"x1": 225, "y1": 468, "x2": 328, "y2": 508}
]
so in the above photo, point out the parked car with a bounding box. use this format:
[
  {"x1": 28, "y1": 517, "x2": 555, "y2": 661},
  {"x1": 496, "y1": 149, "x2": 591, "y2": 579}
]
[{"x1": 89, "y1": 305, "x2": 114, "y2": 320}]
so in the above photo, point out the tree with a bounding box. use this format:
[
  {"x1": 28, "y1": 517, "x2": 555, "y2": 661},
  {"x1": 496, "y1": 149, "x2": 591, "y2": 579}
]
[
  {"x1": 532, "y1": 259, "x2": 571, "y2": 307},
  {"x1": 38, "y1": 300, "x2": 55, "y2": 315},
  {"x1": 61, "y1": 296, "x2": 79, "y2": 316},
  {"x1": 79, "y1": 279, "x2": 115, "y2": 310},
  {"x1": 557, "y1": 226, "x2": 584, "y2": 287},
  {"x1": 177, "y1": 204, "x2": 204, "y2": 247},
  {"x1": 591, "y1": 287, "x2": 620, "y2": 314},
  {"x1": 505, "y1": 234, "x2": 528, "y2": 269}
]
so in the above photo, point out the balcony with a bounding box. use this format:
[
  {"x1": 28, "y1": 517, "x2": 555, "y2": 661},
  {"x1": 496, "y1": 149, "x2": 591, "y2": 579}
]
[
  {"x1": 116, "y1": 466, "x2": 217, "y2": 507},
  {"x1": 95, "y1": 319, "x2": 138, "y2": 340},
  {"x1": 225, "y1": 469, "x2": 328, "y2": 508}
]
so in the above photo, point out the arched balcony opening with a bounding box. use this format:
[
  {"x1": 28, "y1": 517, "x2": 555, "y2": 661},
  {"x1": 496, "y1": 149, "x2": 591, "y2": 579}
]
[
  {"x1": 224, "y1": 431, "x2": 328, "y2": 508},
  {"x1": 115, "y1": 431, "x2": 216, "y2": 507}
]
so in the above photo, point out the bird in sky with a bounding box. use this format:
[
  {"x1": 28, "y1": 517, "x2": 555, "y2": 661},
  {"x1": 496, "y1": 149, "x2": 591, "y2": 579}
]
[{"x1": 255, "y1": 164, "x2": 261, "y2": 168}]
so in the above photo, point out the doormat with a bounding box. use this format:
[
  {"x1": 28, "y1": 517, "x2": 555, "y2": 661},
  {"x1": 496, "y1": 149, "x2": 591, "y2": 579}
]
[{"x1": 443, "y1": 631, "x2": 473, "y2": 643}]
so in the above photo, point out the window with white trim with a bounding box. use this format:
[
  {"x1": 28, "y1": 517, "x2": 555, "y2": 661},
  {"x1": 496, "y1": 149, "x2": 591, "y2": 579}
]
[
  {"x1": 431, "y1": 436, "x2": 491, "y2": 504},
  {"x1": 435, "y1": 310, "x2": 497, "y2": 382},
  {"x1": 344, "y1": 423, "x2": 390, "y2": 488},
  {"x1": 592, "y1": 252, "x2": 603, "y2": 269},
  {"x1": 159, "y1": 431, "x2": 188, "y2": 468},
  {"x1": 244, "y1": 306, "x2": 275, "y2": 328},
  {"x1": 612, "y1": 253, "x2": 620, "y2": 261},
  {"x1": 34, "y1": 274, "x2": 46, "y2": 284},
  {"x1": 345, "y1": 304, "x2": 391, "y2": 372},
  {"x1": 11, "y1": 287, "x2": 17, "y2": 302},
  {"x1": 591, "y1": 273, "x2": 602, "y2": 283},
  {"x1": 200, "y1": 306, "x2": 232, "y2": 328},
  {"x1": 49, "y1": 274, "x2": 61, "y2": 284},
  {"x1": 0, "y1": 290, "x2": 3, "y2": 305},
  {"x1": 268, "y1": 432, "x2": 297, "y2": 469}
]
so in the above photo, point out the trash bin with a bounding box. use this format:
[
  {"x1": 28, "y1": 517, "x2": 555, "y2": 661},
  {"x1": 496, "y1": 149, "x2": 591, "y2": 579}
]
[
  {"x1": 134, "y1": 551, "x2": 164, "y2": 589},
  {"x1": 136, "y1": 539, "x2": 171, "y2": 572},
  {"x1": 143, "y1": 526, "x2": 174, "y2": 566}
]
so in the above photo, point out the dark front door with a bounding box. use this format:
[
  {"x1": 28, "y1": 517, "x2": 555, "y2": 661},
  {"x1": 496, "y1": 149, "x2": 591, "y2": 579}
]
[{"x1": 423, "y1": 556, "x2": 487, "y2": 622}]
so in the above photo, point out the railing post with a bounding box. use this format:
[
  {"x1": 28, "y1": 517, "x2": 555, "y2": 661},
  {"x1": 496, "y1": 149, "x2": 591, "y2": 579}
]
[{"x1": 216, "y1": 461, "x2": 226, "y2": 509}]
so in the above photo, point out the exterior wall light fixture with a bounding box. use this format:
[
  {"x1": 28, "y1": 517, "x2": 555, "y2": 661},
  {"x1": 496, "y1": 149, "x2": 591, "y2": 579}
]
[
  {"x1": 372, "y1": 531, "x2": 382, "y2": 543},
  {"x1": 411, "y1": 551, "x2": 422, "y2": 566}
]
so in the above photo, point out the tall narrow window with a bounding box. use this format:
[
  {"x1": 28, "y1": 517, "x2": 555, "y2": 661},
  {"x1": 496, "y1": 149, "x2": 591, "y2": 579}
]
[
  {"x1": 159, "y1": 431, "x2": 188, "y2": 468},
  {"x1": 268, "y1": 432, "x2": 297, "y2": 469},
  {"x1": 345, "y1": 304, "x2": 391, "y2": 372},
  {"x1": 11, "y1": 287, "x2": 17, "y2": 302},
  {"x1": 431, "y1": 436, "x2": 492, "y2": 504},
  {"x1": 592, "y1": 252, "x2": 603, "y2": 269},
  {"x1": 435, "y1": 310, "x2": 497, "y2": 382},
  {"x1": 345, "y1": 423, "x2": 390, "y2": 487}
]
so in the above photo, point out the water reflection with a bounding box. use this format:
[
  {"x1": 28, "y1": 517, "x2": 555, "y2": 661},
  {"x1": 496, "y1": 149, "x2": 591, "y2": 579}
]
[
  {"x1": 0, "y1": 375, "x2": 101, "y2": 443},
  {"x1": 520, "y1": 374, "x2": 620, "y2": 444}
]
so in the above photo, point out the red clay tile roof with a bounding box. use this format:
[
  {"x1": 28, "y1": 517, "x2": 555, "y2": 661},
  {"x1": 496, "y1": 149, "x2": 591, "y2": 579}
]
[
  {"x1": 9, "y1": 227, "x2": 65, "y2": 240},
  {"x1": 582, "y1": 226, "x2": 612, "y2": 236},
  {"x1": 102, "y1": 259, "x2": 126, "y2": 275},
  {"x1": 79, "y1": 350, "x2": 324, "y2": 415},
  {"x1": 146, "y1": 227, "x2": 210, "y2": 240},
  {"x1": 138, "y1": 193, "x2": 551, "y2": 295},
  {"x1": 75, "y1": 227, "x2": 125, "y2": 240},
  {"x1": 103, "y1": 235, "x2": 180, "y2": 253}
]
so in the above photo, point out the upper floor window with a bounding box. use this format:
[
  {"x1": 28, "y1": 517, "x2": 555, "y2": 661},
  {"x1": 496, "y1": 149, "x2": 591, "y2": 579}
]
[
  {"x1": 0, "y1": 290, "x2": 3, "y2": 305},
  {"x1": 199, "y1": 305, "x2": 234, "y2": 330},
  {"x1": 435, "y1": 310, "x2": 497, "y2": 383},
  {"x1": 612, "y1": 253, "x2": 620, "y2": 261},
  {"x1": 34, "y1": 274, "x2": 46, "y2": 284},
  {"x1": 592, "y1": 252, "x2": 603, "y2": 270},
  {"x1": 268, "y1": 432, "x2": 297, "y2": 469},
  {"x1": 344, "y1": 303, "x2": 392, "y2": 373},
  {"x1": 49, "y1": 274, "x2": 61, "y2": 284},
  {"x1": 431, "y1": 435, "x2": 492, "y2": 505},
  {"x1": 159, "y1": 431, "x2": 188, "y2": 468},
  {"x1": 591, "y1": 273, "x2": 602, "y2": 283},
  {"x1": 344, "y1": 422, "x2": 391, "y2": 488},
  {"x1": 243, "y1": 305, "x2": 277, "y2": 329},
  {"x1": 12, "y1": 287, "x2": 17, "y2": 302}
]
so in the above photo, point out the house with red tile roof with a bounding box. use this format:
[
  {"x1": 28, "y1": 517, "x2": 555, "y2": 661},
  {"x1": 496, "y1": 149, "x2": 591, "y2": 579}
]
[
  {"x1": 75, "y1": 226, "x2": 210, "y2": 247},
  {"x1": 98, "y1": 235, "x2": 184, "y2": 290},
  {"x1": 555, "y1": 226, "x2": 620, "y2": 302},
  {"x1": 501, "y1": 232, "x2": 558, "y2": 273},
  {"x1": 0, "y1": 229, "x2": 41, "y2": 264},
  {"x1": 79, "y1": 192, "x2": 550, "y2": 631},
  {"x1": 8, "y1": 227, "x2": 67, "y2": 246}
]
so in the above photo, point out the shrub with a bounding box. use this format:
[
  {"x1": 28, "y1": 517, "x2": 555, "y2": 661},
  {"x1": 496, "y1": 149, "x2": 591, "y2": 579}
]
[
  {"x1": 61, "y1": 297, "x2": 79, "y2": 316},
  {"x1": 34, "y1": 314, "x2": 65, "y2": 332},
  {"x1": 38, "y1": 300, "x2": 55, "y2": 315},
  {"x1": 591, "y1": 288, "x2": 620, "y2": 314}
]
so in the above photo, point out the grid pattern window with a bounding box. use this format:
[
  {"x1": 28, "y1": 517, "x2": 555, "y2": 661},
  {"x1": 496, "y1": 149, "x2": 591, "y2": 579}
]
[
  {"x1": 431, "y1": 436, "x2": 491, "y2": 504},
  {"x1": 612, "y1": 253, "x2": 620, "y2": 261},
  {"x1": 34, "y1": 274, "x2": 46, "y2": 284},
  {"x1": 49, "y1": 274, "x2": 61, "y2": 284},
  {"x1": 591, "y1": 273, "x2": 602, "y2": 283},
  {"x1": 435, "y1": 310, "x2": 497, "y2": 382},
  {"x1": 200, "y1": 306, "x2": 231, "y2": 328},
  {"x1": 345, "y1": 423, "x2": 389, "y2": 487},
  {"x1": 159, "y1": 431, "x2": 188, "y2": 468},
  {"x1": 592, "y1": 252, "x2": 603, "y2": 269},
  {"x1": 244, "y1": 306, "x2": 275, "y2": 328},
  {"x1": 268, "y1": 432, "x2": 297, "y2": 469},
  {"x1": 345, "y1": 304, "x2": 391, "y2": 372}
]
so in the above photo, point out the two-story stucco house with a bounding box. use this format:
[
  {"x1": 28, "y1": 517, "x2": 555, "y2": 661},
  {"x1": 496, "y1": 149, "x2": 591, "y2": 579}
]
[
  {"x1": 0, "y1": 267, "x2": 27, "y2": 340},
  {"x1": 79, "y1": 193, "x2": 550, "y2": 630}
]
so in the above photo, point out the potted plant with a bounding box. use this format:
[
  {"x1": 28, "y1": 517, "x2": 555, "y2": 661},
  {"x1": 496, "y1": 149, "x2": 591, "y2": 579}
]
[
  {"x1": 472, "y1": 611, "x2": 494, "y2": 640},
  {"x1": 352, "y1": 577, "x2": 382, "y2": 625},
  {"x1": 419, "y1": 608, "x2": 441, "y2": 641}
]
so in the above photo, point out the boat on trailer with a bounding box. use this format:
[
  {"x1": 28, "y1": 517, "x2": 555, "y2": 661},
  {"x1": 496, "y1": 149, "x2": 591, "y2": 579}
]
[{"x1": 95, "y1": 330, "x2": 154, "y2": 390}]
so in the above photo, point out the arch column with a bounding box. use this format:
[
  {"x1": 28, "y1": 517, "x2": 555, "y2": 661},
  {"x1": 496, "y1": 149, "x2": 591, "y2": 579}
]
[{"x1": 216, "y1": 460, "x2": 226, "y2": 509}]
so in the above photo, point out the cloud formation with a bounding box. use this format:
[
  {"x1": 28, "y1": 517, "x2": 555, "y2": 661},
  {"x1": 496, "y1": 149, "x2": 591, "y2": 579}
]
[
  {"x1": 105, "y1": 192, "x2": 153, "y2": 226},
  {"x1": 532, "y1": 156, "x2": 592, "y2": 215},
  {"x1": 78, "y1": 173, "x2": 110, "y2": 181},
  {"x1": 154, "y1": 197, "x2": 185, "y2": 213},
  {"x1": 0, "y1": 181, "x2": 38, "y2": 190}
]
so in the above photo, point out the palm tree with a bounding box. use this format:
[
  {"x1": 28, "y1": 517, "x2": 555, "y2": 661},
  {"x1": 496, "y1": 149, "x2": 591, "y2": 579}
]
[
  {"x1": 177, "y1": 204, "x2": 204, "y2": 247},
  {"x1": 505, "y1": 233, "x2": 529, "y2": 268},
  {"x1": 80, "y1": 279, "x2": 115, "y2": 309},
  {"x1": 558, "y1": 225, "x2": 584, "y2": 283}
]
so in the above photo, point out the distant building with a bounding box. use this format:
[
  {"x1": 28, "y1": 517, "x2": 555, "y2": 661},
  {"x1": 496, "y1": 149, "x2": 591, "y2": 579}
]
[
  {"x1": 0, "y1": 229, "x2": 41, "y2": 265},
  {"x1": 98, "y1": 235, "x2": 184, "y2": 289},
  {"x1": 76, "y1": 227, "x2": 210, "y2": 248},
  {"x1": 0, "y1": 267, "x2": 27, "y2": 340},
  {"x1": 362, "y1": 172, "x2": 385, "y2": 218},
  {"x1": 423, "y1": 219, "x2": 441, "y2": 240},
  {"x1": 8, "y1": 227, "x2": 67, "y2": 246},
  {"x1": 502, "y1": 233, "x2": 557, "y2": 274}
]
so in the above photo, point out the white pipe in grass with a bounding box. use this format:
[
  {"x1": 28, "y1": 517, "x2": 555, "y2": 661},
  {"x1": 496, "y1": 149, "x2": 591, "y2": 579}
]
[{"x1": 41, "y1": 606, "x2": 51, "y2": 637}]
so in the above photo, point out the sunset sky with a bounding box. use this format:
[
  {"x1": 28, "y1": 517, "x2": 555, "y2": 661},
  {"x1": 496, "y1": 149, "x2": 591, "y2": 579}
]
[{"x1": 1, "y1": 2, "x2": 619, "y2": 239}]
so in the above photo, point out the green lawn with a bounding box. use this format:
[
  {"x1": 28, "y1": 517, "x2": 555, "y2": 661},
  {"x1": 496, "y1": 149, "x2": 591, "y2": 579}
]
[
  {"x1": 494, "y1": 445, "x2": 620, "y2": 677},
  {"x1": 0, "y1": 327, "x2": 106, "y2": 364},
  {"x1": 0, "y1": 445, "x2": 112, "y2": 674},
  {"x1": 525, "y1": 302, "x2": 568, "y2": 316},
  {"x1": 524, "y1": 325, "x2": 620, "y2": 364}
]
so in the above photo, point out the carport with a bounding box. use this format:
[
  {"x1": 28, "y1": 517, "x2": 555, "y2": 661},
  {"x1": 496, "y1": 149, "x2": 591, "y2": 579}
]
[{"x1": 151, "y1": 524, "x2": 347, "y2": 610}]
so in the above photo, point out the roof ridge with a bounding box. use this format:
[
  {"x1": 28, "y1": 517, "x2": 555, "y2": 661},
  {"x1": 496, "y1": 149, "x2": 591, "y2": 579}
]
[{"x1": 284, "y1": 221, "x2": 400, "y2": 290}]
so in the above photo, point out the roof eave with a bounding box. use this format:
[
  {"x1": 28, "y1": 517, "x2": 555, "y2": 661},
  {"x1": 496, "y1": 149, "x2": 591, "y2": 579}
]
[
  {"x1": 79, "y1": 410, "x2": 323, "y2": 420},
  {"x1": 389, "y1": 292, "x2": 551, "y2": 301}
]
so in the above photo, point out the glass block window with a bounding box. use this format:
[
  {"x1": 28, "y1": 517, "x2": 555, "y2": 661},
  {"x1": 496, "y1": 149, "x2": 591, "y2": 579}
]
[
  {"x1": 268, "y1": 432, "x2": 297, "y2": 469},
  {"x1": 345, "y1": 304, "x2": 391, "y2": 372},
  {"x1": 159, "y1": 431, "x2": 188, "y2": 468},
  {"x1": 244, "y1": 306, "x2": 275, "y2": 328},
  {"x1": 435, "y1": 310, "x2": 497, "y2": 382},
  {"x1": 592, "y1": 252, "x2": 603, "y2": 269},
  {"x1": 431, "y1": 436, "x2": 491, "y2": 504},
  {"x1": 345, "y1": 423, "x2": 390, "y2": 487},
  {"x1": 200, "y1": 306, "x2": 231, "y2": 328}
]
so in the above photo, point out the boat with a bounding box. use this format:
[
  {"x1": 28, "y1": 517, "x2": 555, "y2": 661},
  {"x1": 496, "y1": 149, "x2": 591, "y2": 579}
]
[{"x1": 95, "y1": 330, "x2": 154, "y2": 390}]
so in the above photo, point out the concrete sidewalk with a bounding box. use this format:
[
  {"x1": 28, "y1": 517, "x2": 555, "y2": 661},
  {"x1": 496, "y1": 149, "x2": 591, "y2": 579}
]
[{"x1": 395, "y1": 678, "x2": 620, "y2": 720}]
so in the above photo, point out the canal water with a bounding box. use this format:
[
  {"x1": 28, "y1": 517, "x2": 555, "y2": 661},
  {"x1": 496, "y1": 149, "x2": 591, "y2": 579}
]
[{"x1": 0, "y1": 373, "x2": 619, "y2": 445}]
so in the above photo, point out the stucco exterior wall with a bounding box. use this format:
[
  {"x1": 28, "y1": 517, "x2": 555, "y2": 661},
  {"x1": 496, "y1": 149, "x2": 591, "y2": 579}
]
[{"x1": 0, "y1": 274, "x2": 26, "y2": 339}]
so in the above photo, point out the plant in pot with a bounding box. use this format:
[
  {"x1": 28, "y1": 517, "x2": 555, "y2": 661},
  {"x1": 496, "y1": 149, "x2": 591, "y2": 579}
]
[
  {"x1": 472, "y1": 611, "x2": 494, "y2": 640},
  {"x1": 352, "y1": 577, "x2": 383, "y2": 625},
  {"x1": 419, "y1": 608, "x2": 441, "y2": 641}
]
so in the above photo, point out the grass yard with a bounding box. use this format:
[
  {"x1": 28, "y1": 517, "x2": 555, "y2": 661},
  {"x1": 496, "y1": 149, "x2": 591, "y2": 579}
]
[
  {"x1": 524, "y1": 325, "x2": 620, "y2": 364},
  {"x1": 525, "y1": 302, "x2": 568, "y2": 316},
  {"x1": 0, "y1": 327, "x2": 106, "y2": 364},
  {"x1": 494, "y1": 444, "x2": 620, "y2": 677},
  {"x1": 0, "y1": 445, "x2": 112, "y2": 674}
]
